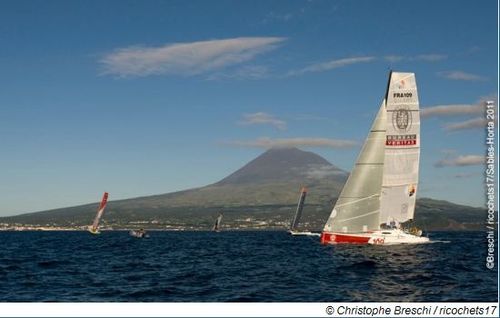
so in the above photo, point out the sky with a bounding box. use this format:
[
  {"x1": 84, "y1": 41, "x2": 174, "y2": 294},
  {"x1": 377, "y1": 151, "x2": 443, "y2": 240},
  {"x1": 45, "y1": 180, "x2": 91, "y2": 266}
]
[{"x1": 0, "y1": 0, "x2": 497, "y2": 216}]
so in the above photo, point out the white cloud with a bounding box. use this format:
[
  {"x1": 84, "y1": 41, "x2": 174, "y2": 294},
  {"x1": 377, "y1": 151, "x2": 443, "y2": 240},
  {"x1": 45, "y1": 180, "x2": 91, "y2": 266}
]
[
  {"x1": 100, "y1": 37, "x2": 286, "y2": 77},
  {"x1": 238, "y1": 112, "x2": 287, "y2": 130},
  {"x1": 422, "y1": 96, "x2": 497, "y2": 131},
  {"x1": 302, "y1": 164, "x2": 347, "y2": 179},
  {"x1": 223, "y1": 137, "x2": 358, "y2": 149},
  {"x1": 421, "y1": 104, "x2": 483, "y2": 118},
  {"x1": 435, "y1": 155, "x2": 483, "y2": 167},
  {"x1": 287, "y1": 56, "x2": 375, "y2": 76},
  {"x1": 444, "y1": 118, "x2": 487, "y2": 131},
  {"x1": 437, "y1": 70, "x2": 487, "y2": 81},
  {"x1": 414, "y1": 54, "x2": 448, "y2": 62},
  {"x1": 384, "y1": 54, "x2": 447, "y2": 63}
]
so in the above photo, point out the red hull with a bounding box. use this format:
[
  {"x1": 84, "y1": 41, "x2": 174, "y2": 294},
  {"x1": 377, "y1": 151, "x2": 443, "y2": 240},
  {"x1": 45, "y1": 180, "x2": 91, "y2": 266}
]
[{"x1": 320, "y1": 232, "x2": 370, "y2": 245}]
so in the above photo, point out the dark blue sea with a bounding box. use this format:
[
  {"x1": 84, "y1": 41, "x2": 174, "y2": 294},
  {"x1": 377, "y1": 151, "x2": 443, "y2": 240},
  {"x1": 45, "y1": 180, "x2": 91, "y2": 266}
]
[{"x1": 0, "y1": 231, "x2": 497, "y2": 302}]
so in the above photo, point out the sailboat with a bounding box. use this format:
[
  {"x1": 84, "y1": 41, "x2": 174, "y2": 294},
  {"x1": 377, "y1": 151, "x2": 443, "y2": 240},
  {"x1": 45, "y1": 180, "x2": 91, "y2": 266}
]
[
  {"x1": 288, "y1": 187, "x2": 320, "y2": 236},
  {"x1": 213, "y1": 213, "x2": 223, "y2": 232},
  {"x1": 88, "y1": 192, "x2": 108, "y2": 235},
  {"x1": 320, "y1": 72, "x2": 429, "y2": 245}
]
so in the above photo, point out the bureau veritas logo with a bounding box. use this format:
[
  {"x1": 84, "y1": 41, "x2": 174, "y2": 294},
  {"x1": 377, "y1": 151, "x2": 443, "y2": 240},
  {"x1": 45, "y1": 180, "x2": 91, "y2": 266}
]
[
  {"x1": 386, "y1": 134, "x2": 417, "y2": 146},
  {"x1": 392, "y1": 106, "x2": 412, "y2": 132}
]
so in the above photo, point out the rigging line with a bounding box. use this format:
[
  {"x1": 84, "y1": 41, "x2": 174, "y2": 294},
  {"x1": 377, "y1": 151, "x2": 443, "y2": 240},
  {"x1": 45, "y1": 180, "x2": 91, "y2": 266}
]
[{"x1": 335, "y1": 194, "x2": 380, "y2": 207}]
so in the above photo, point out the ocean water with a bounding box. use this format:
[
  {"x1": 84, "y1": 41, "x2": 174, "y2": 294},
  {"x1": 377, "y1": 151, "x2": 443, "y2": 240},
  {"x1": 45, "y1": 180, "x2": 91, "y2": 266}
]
[{"x1": 0, "y1": 231, "x2": 497, "y2": 302}]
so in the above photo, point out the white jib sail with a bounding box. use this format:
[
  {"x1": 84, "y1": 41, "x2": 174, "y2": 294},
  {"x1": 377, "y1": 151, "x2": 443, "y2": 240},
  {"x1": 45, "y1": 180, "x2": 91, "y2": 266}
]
[
  {"x1": 379, "y1": 72, "x2": 420, "y2": 224},
  {"x1": 290, "y1": 187, "x2": 307, "y2": 231},
  {"x1": 323, "y1": 101, "x2": 387, "y2": 233}
]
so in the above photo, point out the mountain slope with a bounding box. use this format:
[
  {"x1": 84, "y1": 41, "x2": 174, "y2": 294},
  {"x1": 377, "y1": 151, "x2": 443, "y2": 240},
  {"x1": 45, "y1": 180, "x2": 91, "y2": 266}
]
[
  {"x1": 216, "y1": 147, "x2": 343, "y2": 185},
  {"x1": 0, "y1": 147, "x2": 485, "y2": 230},
  {"x1": 106, "y1": 147, "x2": 348, "y2": 208}
]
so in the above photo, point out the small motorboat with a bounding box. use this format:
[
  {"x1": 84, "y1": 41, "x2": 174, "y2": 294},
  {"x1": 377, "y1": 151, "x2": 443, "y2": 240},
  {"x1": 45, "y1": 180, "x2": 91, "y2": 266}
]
[
  {"x1": 129, "y1": 229, "x2": 149, "y2": 238},
  {"x1": 288, "y1": 230, "x2": 321, "y2": 237}
]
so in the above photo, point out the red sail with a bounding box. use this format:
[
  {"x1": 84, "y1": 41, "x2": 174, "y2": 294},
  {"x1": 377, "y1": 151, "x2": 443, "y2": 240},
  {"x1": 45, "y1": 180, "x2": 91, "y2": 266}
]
[{"x1": 98, "y1": 192, "x2": 109, "y2": 211}]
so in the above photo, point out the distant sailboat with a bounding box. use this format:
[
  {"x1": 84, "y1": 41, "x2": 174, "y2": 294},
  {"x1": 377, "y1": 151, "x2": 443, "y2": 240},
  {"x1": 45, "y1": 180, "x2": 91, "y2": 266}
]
[
  {"x1": 88, "y1": 192, "x2": 108, "y2": 235},
  {"x1": 213, "y1": 213, "x2": 223, "y2": 232},
  {"x1": 321, "y1": 72, "x2": 429, "y2": 245},
  {"x1": 288, "y1": 187, "x2": 319, "y2": 236}
]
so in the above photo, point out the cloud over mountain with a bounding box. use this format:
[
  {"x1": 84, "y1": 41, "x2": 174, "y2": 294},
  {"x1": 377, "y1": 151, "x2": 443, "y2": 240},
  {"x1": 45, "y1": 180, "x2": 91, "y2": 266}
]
[
  {"x1": 238, "y1": 112, "x2": 287, "y2": 130},
  {"x1": 223, "y1": 137, "x2": 358, "y2": 149}
]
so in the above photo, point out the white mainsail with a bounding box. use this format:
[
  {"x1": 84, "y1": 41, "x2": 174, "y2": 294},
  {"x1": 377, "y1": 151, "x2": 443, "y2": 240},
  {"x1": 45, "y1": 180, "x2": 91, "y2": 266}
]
[
  {"x1": 379, "y1": 72, "x2": 420, "y2": 224},
  {"x1": 323, "y1": 71, "x2": 420, "y2": 234}
]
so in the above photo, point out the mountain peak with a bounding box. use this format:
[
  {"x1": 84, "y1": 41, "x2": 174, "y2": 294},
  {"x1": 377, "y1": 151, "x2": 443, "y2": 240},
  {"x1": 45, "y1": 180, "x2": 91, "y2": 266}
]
[{"x1": 216, "y1": 147, "x2": 346, "y2": 186}]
